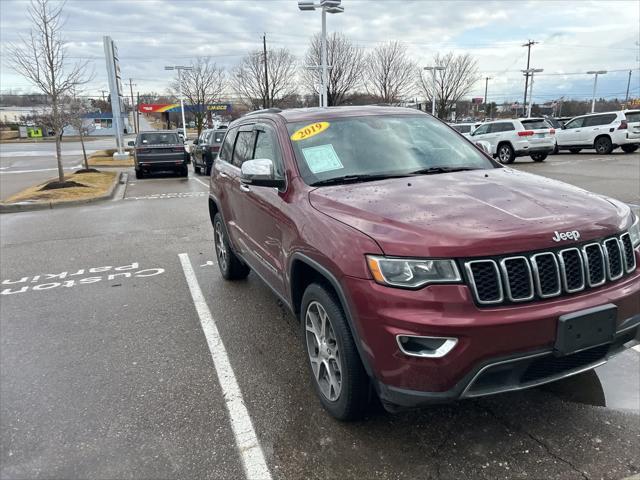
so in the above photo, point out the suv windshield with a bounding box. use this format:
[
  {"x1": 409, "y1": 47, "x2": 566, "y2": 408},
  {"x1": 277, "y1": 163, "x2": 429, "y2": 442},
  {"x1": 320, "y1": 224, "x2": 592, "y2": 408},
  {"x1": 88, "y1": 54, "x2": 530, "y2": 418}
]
[
  {"x1": 139, "y1": 132, "x2": 179, "y2": 145},
  {"x1": 287, "y1": 115, "x2": 495, "y2": 185}
]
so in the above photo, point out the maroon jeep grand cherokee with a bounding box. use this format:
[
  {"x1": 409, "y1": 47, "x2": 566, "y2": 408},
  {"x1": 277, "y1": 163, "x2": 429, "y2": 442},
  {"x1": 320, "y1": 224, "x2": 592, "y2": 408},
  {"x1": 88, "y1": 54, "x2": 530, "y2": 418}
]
[{"x1": 207, "y1": 106, "x2": 640, "y2": 420}]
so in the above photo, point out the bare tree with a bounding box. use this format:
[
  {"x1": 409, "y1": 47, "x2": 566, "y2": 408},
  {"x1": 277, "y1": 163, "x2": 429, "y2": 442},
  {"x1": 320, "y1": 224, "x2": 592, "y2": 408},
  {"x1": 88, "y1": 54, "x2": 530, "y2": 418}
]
[
  {"x1": 301, "y1": 33, "x2": 366, "y2": 106},
  {"x1": 6, "y1": 0, "x2": 92, "y2": 186},
  {"x1": 170, "y1": 58, "x2": 226, "y2": 138},
  {"x1": 417, "y1": 52, "x2": 480, "y2": 119},
  {"x1": 232, "y1": 48, "x2": 297, "y2": 110},
  {"x1": 65, "y1": 100, "x2": 95, "y2": 171},
  {"x1": 365, "y1": 41, "x2": 417, "y2": 104}
]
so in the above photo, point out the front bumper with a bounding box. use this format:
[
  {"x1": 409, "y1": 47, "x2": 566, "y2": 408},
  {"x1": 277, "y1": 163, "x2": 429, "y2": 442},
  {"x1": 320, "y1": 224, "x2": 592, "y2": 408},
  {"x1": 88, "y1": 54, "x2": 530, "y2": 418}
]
[{"x1": 342, "y1": 260, "x2": 640, "y2": 407}]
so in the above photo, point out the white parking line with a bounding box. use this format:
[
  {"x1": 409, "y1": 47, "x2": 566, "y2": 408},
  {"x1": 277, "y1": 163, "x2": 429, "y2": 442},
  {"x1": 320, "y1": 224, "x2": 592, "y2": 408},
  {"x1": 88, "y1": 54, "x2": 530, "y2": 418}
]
[
  {"x1": 633, "y1": 345, "x2": 640, "y2": 353},
  {"x1": 191, "y1": 176, "x2": 209, "y2": 189},
  {"x1": 178, "y1": 253, "x2": 272, "y2": 480}
]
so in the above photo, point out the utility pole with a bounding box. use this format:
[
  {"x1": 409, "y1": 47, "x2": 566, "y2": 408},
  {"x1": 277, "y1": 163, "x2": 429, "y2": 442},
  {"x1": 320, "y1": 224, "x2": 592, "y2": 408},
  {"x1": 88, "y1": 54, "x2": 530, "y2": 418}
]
[
  {"x1": 128, "y1": 78, "x2": 137, "y2": 133},
  {"x1": 625, "y1": 69, "x2": 632, "y2": 105},
  {"x1": 522, "y1": 40, "x2": 537, "y2": 113},
  {"x1": 263, "y1": 33, "x2": 269, "y2": 109},
  {"x1": 100, "y1": 90, "x2": 108, "y2": 102},
  {"x1": 484, "y1": 77, "x2": 492, "y2": 118},
  {"x1": 136, "y1": 92, "x2": 140, "y2": 133}
]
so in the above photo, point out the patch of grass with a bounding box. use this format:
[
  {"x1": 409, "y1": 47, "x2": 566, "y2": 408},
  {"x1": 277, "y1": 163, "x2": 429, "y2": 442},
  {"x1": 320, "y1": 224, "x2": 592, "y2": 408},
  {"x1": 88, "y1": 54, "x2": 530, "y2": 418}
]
[
  {"x1": 4, "y1": 171, "x2": 118, "y2": 204},
  {"x1": 88, "y1": 148, "x2": 133, "y2": 167}
]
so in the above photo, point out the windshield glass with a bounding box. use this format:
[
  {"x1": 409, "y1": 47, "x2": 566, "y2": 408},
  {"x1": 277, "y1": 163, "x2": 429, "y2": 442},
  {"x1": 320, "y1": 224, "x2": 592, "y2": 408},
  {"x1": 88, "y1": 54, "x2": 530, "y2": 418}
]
[
  {"x1": 521, "y1": 119, "x2": 550, "y2": 129},
  {"x1": 287, "y1": 115, "x2": 495, "y2": 185},
  {"x1": 139, "y1": 132, "x2": 179, "y2": 145},
  {"x1": 213, "y1": 131, "x2": 225, "y2": 143}
]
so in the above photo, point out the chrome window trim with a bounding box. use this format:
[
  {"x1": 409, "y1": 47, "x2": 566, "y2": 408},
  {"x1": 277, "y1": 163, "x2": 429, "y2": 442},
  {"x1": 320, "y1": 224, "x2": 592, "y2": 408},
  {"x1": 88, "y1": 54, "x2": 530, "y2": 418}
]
[
  {"x1": 603, "y1": 237, "x2": 624, "y2": 281},
  {"x1": 581, "y1": 242, "x2": 606, "y2": 287},
  {"x1": 530, "y1": 252, "x2": 562, "y2": 298},
  {"x1": 619, "y1": 233, "x2": 637, "y2": 273},
  {"x1": 499, "y1": 256, "x2": 534, "y2": 302},
  {"x1": 558, "y1": 248, "x2": 585, "y2": 293},
  {"x1": 464, "y1": 259, "x2": 504, "y2": 305}
]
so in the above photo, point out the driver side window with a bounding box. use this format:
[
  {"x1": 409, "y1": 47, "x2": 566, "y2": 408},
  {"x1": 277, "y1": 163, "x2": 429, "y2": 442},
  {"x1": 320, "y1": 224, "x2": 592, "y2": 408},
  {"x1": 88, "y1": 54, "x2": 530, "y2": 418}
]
[
  {"x1": 254, "y1": 127, "x2": 284, "y2": 178},
  {"x1": 473, "y1": 124, "x2": 489, "y2": 136},
  {"x1": 564, "y1": 118, "x2": 585, "y2": 129}
]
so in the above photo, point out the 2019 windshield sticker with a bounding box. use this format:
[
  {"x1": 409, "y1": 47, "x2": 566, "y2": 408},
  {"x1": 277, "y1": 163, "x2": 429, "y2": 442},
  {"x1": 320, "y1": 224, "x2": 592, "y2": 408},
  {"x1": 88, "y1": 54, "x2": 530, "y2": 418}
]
[
  {"x1": 290, "y1": 122, "x2": 330, "y2": 141},
  {"x1": 301, "y1": 144, "x2": 344, "y2": 174}
]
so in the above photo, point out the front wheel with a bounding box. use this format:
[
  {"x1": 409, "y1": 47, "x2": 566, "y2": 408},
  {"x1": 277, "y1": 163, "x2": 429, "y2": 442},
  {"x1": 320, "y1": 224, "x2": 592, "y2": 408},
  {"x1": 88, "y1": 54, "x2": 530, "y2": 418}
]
[
  {"x1": 594, "y1": 136, "x2": 613, "y2": 154},
  {"x1": 301, "y1": 283, "x2": 369, "y2": 421},
  {"x1": 497, "y1": 144, "x2": 515, "y2": 164},
  {"x1": 621, "y1": 144, "x2": 638, "y2": 153},
  {"x1": 213, "y1": 213, "x2": 250, "y2": 280},
  {"x1": 531, "y1": 153, "x2": 547, "y2": 162}
]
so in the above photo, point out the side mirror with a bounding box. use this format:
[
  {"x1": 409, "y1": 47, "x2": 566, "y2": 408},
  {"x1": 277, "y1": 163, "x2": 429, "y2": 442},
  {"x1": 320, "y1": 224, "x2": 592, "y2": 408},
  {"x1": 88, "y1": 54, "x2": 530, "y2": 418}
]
[
  {"x1": 192, "y1": 138, "x2": 199, "y2": 145},
  {"x1": 127, "y1": 140, "x2": 135, "y2": 147},
  {"x1": 475, "y1": 140, "x2": 491, "y2": 155},
  {"x1": 241, "y1": 159, "x2": 285, "y2": 189}
]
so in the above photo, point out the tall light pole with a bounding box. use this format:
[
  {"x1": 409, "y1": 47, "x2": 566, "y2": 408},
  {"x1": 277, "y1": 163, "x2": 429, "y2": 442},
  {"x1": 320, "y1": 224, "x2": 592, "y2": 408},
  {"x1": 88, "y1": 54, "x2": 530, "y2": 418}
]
[
  {"x1": 587, "y1": 70, "x2": 607, "y2": 113},
  {"x1": 522, "y1": 68, "x2": 543, "y2": 118},
  {"x1": 298, "y1": 0, "x2": 344, "y2": 108},
  {"x1": 484, "y1": 76, "x2": 492, "y2": 118},
  {"x1": 165, "y1": 65, "x2": 193, "y2": 139},
  {"x1": 423, "y1": 66, "x2": 445, "y2": 117}
]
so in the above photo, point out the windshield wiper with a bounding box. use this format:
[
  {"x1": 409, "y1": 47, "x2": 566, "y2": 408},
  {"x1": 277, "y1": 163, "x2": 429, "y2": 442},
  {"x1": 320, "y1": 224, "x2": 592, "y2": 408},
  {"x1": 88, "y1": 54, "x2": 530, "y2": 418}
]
[
  {"x1": 408, "y1": 166, "x2": 480, "y2": 175},
  {"x1": 310, "y1": 173, "x2": 409, "y2": 187}
]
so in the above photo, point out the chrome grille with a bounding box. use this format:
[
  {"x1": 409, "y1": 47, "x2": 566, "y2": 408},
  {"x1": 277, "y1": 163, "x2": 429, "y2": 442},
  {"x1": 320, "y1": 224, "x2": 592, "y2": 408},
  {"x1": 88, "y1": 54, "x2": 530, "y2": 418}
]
[{"x1": 465, "y1": 232, "x2": 635, "y2": 306}]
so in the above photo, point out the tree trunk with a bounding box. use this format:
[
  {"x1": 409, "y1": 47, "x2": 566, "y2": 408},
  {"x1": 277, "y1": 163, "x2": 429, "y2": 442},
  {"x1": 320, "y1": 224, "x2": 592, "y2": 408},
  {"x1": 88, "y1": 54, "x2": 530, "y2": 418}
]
[
  {"x1": 79, "y1": 130, "x2": 88, "y2": 170},
  {"x1": 55, "y1": 131, "x2": 64, "y2": 182}
]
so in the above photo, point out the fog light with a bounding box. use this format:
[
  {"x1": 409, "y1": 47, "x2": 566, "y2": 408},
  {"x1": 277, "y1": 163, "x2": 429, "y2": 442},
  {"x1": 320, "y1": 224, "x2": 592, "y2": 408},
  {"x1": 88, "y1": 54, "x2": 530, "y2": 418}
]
[{"x1": 396, "y1": 335, "x2": 458, "y2": 358}]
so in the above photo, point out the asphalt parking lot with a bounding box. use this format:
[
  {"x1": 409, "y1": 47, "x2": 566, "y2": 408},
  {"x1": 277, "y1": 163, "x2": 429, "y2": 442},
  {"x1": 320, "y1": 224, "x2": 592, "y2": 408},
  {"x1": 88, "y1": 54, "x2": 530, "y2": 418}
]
[{"x1": 1, "y1": 151, "x2": 639, "y2": 479}]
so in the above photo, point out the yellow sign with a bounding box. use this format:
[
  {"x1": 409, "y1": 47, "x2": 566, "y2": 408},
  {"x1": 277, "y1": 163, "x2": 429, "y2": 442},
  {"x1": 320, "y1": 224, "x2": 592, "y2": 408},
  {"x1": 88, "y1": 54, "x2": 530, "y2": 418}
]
[{"x1": 290, "y1": 121, "x2": 330, "y2": 141}]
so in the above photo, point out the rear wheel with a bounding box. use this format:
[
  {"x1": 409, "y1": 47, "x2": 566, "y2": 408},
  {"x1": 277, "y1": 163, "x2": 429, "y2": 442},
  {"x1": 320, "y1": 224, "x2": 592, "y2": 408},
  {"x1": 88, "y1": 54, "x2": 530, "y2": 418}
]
[
  {"x1": 179, "y1": 165, "x2": 188, "y2": 177},
  {"x1": 213, "y1": 213, "x2": 250, "y2": 280},
  {"x1": 621, "y1": 144, "x2": 638, "y2": 153},
  {"x1": 497, "y1": 143, "x2": 515, "y2": 164},
  {"x1": 205, "y1": 163, "x2": 212, "y2": 176},
  {"x1": 301, "y1": 283, "x2": 369, "y2": 421},
  {"x1": 594, "y1": 136, "x2": 613, "y2": 154},
  {"x1": 569, "y1": 148, "x2": 582, "y2": 154},
  {"x1": 135, "y1": 169, "x2": 144, "y2": 179},
  {"x1": 194, "y1": 162, "x2": 201, "y2": 174},
  {"x1": 530, "y1": 153, "x2": 547, "y2": 162}
]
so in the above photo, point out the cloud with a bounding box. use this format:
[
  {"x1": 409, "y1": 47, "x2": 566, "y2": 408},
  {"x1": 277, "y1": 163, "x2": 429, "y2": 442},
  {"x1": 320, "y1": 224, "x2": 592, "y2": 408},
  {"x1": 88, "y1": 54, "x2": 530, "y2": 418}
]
[{"x1": 0, "y1": 0, "x2": 638, "y2": 103}]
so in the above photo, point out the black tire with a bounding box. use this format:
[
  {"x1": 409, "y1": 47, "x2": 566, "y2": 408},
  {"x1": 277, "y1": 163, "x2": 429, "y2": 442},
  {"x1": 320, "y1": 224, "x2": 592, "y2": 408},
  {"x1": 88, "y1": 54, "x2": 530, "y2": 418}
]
[
  {"x1": 621, "y1": 144, "x2": 638, "y2": 153},
  {"x1": 497, "y1": 143, "x2": 515, "y2": 164},
  {"x1": 569, "y1": 148, "x2": 582, "y2": 154},
  {"x1": 300, "y1": 283, "x2": 369, "y2": 421},
  {"x1": 594, "y1": 136, "x2": 613, "y2": 154},
  {"x1": 179, "y1": 165, "x2": 188, "y2": 177},
  {"x1": 194, "y1": 162, "x2": 201, "y2": 174},
  {"x1": 213, "y1": 213, "x2": 250, "y2": 280},
  {"x1": 205, "y1": 163, "x2": 212, "y2": 176},
  {"x1": 552, "y1": 144, "x2": 559, "y2": 155},
  {"x1": 135, "y1": 169, "x2": 143, "y2": 179},
  {"x1": 531, "y1": 153, "x2": 547, "y2": 162}
]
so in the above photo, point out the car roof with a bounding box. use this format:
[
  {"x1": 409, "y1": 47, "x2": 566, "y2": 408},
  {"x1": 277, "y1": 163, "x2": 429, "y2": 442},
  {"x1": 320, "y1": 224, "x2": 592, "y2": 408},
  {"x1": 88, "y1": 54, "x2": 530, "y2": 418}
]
[{"x1": 244, "y1": 105, "x2": 426, "y2": 124}]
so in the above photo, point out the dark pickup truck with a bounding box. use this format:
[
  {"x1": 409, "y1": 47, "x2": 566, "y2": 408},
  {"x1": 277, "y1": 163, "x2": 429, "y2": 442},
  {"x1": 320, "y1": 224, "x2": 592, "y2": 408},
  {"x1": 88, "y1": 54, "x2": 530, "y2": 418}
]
[{"x1": 129, "y1": 131, "x2": 189, "y2": 178}]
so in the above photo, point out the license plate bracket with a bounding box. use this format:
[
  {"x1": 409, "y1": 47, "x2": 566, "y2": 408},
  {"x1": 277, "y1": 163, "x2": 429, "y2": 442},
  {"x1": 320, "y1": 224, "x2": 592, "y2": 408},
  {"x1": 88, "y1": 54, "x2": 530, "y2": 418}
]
[{"x1": 554, "y1": 304, "x2": 617, "y2": 356}]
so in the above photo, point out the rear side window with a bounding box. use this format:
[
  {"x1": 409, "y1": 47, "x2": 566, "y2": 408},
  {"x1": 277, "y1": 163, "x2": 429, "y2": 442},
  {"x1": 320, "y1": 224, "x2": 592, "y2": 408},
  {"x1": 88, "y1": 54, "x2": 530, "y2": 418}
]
[
  {"x1": 625, "y1": 111, "x2": 640, "y2": 123},
  {"x1": 139, "y1": 132, "x2": 179, "y2": 144},
  {"x1": 584, "y1": 114, "x2": 616, "y2": 127},
  {"x1": 219, "y1": 128, "x2": 238, "y2": 163},
  {"x1": 520, "y1": 119, "x2": 550, "y2": 129},
  {"x1": 453, "y1": 125, "x2": 471, "y2": 133},
  {"x1": 232, "y1": 131, "x2": 255, "y2": 168}
]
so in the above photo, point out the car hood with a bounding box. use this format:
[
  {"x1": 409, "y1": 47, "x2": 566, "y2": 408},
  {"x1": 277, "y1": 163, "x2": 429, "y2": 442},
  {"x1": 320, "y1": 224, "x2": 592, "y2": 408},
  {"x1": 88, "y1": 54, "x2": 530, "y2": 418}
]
[{"x1": 308, "y1": 168, "x2": 631, "y2": 258}]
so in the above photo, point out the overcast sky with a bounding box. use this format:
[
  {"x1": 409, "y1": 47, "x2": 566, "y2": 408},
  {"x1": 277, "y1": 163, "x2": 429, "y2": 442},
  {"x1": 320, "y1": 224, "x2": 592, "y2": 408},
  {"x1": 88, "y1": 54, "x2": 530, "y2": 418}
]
[{"x1": 1, "y1": 0, "x2": 638, "y2": 104}]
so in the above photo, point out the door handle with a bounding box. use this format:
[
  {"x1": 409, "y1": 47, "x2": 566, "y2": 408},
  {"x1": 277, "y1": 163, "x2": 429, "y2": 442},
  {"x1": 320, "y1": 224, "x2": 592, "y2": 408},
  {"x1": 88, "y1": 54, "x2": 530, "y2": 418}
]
[
  {"x1": 240, "y1": 183, "x2": 251, "y2": 192},
  {"x1": 219, "y1": 171, "x2": 229, "y2": 178}
]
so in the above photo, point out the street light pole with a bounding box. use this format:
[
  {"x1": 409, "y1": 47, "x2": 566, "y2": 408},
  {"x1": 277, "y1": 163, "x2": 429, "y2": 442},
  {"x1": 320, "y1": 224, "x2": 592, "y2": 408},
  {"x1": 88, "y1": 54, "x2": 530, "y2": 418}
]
[
  {"x1": 423, "y1": 66, "x2": 445, "y2": 117},
  {"x1": 298, "y1": 1, "x2": 344, "y2": 108},
  {"x1": 522, "y1": 68, "x2": 543, "y2": 118},
  {"x1": 165, "y1": 65, "x2": 193, "y2": 139},
  {"x1": 587, "y1": 70, "x2": 607, "y2": 113},
  {"x1": 484, "y1": 76, "x2": 492, "y2": 118}
]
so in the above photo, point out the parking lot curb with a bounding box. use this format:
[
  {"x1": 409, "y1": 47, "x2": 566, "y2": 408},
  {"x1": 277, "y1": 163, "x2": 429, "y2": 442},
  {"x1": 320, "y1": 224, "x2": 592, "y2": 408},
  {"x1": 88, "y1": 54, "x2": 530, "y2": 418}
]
[{"x1": 0, "y1": 171, "x2": 124, "y2": 214}]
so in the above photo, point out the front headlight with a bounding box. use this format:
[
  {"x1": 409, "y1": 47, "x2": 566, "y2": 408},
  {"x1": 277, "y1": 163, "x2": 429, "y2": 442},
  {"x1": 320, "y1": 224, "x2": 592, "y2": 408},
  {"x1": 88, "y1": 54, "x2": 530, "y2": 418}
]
[
  {"x1": 366, "y1": 255, "x2": 461, "y2": 289},
  {"x1": 629, "y1": 214, "x2": 640, "y2": 248}
]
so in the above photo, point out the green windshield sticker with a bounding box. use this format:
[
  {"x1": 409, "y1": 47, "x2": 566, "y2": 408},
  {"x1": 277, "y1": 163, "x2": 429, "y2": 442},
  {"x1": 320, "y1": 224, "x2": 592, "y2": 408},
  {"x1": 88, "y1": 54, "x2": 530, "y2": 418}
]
[{"x1": 301, "y1": 144, "x2": 344, "y2": 174}]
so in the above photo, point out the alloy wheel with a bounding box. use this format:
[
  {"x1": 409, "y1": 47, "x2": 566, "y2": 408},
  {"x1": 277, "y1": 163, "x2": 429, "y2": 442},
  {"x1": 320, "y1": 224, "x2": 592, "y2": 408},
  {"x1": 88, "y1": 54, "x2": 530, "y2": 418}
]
[
  {"x1": 499, "y1": 146, "x2": 511, "y2": 163},
  {"x1": 305, "y1": 301, "x2": 342, "y2": 402},
  {"x1": 214, "y1": 222, "x2": 228, "y2": 272}
]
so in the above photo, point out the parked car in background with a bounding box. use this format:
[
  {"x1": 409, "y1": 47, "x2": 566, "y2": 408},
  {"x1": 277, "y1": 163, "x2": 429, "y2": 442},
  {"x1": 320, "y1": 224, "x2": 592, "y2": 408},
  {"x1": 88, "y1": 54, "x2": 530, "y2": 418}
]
[
  {"x1": 129, "y1": 130, "x2": 189, "y2": 179},
  {"x1": 192, "y1": 129, "x2": 225, "y2": 175},
  {"x1": 207, "y1": 106, "x2": 640, "y2": 420},
  {"x1": 470, "y1": 118, "x2": 555, "y2": 163},
  {"x1": 451, "y1": 122, "x2": 482, "y2": 139},
  {"x1": 555, "y1": 110, "x2": 640, "y2": 154}
]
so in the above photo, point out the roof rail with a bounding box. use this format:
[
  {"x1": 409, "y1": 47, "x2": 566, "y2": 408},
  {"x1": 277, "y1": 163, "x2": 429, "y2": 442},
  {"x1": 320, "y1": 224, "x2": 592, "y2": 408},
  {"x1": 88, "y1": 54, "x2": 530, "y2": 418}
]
[{"x1": 245, "y1": 108, "x2": 282, "y2": 116}]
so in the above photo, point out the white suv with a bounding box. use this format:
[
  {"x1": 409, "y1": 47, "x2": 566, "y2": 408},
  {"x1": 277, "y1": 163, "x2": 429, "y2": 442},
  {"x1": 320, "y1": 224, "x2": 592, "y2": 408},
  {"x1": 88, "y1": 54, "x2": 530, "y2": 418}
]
[
  {"x1": 469, "y1": 118, "x2": 555, "y2": 163},
  {"x1": 555, "y1": 110, "x2": 640, "y2": 154}
]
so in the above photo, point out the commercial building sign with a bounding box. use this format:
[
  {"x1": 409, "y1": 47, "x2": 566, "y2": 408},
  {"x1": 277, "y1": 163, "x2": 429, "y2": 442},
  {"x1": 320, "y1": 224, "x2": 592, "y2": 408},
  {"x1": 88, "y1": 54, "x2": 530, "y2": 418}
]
[{"x1": 139, "y1": 103, "x2": 232, "y2": 113}]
